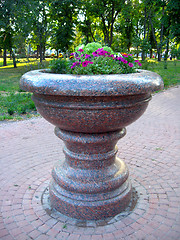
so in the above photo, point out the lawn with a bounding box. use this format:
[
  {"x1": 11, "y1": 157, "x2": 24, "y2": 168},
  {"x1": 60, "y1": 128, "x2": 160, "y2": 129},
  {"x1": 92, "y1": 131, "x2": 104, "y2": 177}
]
[
  {"x1": 0, "y1": 58, "x2": 179, "y2": 121},
  {"x1": 142, "y1": 59, "x2": 180, "y2": 88},
  {"x1": 0, "y1": 58, "x2": 50, "y2": 121}
]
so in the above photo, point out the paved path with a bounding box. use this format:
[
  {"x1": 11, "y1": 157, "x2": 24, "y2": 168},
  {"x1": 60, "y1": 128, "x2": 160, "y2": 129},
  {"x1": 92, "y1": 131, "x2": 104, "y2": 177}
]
[{"x1": 0, "y1": 86, "x2": 180, "y2": 240}]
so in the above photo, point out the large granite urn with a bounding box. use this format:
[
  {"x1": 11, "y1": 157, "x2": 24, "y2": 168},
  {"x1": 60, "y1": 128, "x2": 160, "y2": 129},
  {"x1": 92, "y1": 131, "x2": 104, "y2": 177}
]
[{"x1": 20, "y1": 70, "x2": 163, "y2": 220}]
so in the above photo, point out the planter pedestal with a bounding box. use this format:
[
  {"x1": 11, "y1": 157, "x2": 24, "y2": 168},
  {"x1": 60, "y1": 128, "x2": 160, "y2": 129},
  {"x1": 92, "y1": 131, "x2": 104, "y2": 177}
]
[
  {"x1": 20, "y1": 69, "x2": 163, "y2": 220},
  {"x1": 50, "y1": 127, "x2": 131, "y2": 220}
]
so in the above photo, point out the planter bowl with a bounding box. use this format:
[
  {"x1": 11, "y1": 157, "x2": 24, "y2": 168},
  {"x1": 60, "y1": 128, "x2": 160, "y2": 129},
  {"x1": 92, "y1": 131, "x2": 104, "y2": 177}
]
[{"x1": 20, "y1": 69, "x2": 163, "y2": 220}]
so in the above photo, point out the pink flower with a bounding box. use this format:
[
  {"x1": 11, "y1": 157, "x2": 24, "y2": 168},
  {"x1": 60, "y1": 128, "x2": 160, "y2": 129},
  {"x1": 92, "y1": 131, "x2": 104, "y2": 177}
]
[
  {"x1": 82, "y1": 61, "x2": 88, "y2": 67},
  {"x1": 122, "y1": 59, "x2": 128, "y2": 64},
  {"x1": 128, "y1": 63, "x2": 134, "y2": 67},
  {"x1": 117, "y1": 57, "x2": 123, "y2": 61},
  {"x1": 78, "y1": 48, "x2": 84, "y2": 52},
  {"x1": 108, "y1": 54, "x2": 114, "y2": 58},
  {"x1": 82, "y1": 60, "x2": 94, "y2": 67},
  {"x1": 97, "y1": 50, "x2": 105, "y2": 56},
  {"x1": 71, "y1": 62, "x2": 77, "y2": 69},
  {"x1": 85, "y1": 54, "x2": 91, "y2": 59},
  {"x1": 71, "y1": 61, "x2": 81, "y2": 69},
  {"x1": 135, "y1": 60, "x2": 139, "y2": 63},
  {"x1": 138, "y1": 62, "x2": 142, "y2": 66},
  {"x1": 92, "y1": 52, "x2": 98, "y2": 57}
]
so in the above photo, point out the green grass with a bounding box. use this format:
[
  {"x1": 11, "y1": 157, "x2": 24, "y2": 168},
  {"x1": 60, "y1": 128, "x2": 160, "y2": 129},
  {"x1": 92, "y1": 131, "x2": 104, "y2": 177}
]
[
  {"x1": 0, "y1": 57, "x2": 50, "y2": 67},
  {"x1": 0, "y1": 59, "x2": 50, "y2": 91},
  {"x1": 0, "y1": 58, "x2": 179, "y2": 121},
  {"x1": 0, "y1": 58, "x2": 50, "y2": 121},
  {"x1": 0, "y1": 92, "x2": 37, "y2": 121},
  {"x1": 141, "y1": 59, "x2": 180, "y2": 88}
]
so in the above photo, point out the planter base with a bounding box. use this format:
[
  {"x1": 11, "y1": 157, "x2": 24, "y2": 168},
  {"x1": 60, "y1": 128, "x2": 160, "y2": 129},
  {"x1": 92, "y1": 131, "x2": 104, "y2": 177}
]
[{"x1": 49, "y1": 127, "x2": 132, "y2": 220}]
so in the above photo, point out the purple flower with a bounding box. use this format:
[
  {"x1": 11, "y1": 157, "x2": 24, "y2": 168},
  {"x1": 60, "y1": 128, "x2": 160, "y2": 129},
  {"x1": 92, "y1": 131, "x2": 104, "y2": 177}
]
[
  {"x1": 85, "y1": 54, "x2": 91, "y2": 59},
  {"x1": 134, "y1": 60, "x2": 142, "y2": 66},
  {"x1": 128, "y1": 63, "x2": 134, "y2": 67},
  {"x1": 82, "y1": 60, "x2": 93, "y2": 67},
  {"x1": 82, "y1": 61, "x2": 88, "y2": 67},
  {"x1": 88, "y1": 61, "x2": 93, "y2": 64},
  {"x1": 122, "y1": 59, "x2": 128, "y2": 64},
  {"x1": 117, "y1": 57, "x2": 123, "y2": 61},
  {"x1": 108, "y1": 54, "x2": 114, "y2": 58},
  {"x1": 71, "y1": 62, "x2": 77, "y2": 69},
  {"x1": 92, "y1": 52, "x2": 98, "y2": 57},
  {"x1": 97, "y1": 50, "x2": 110, "y2": 56},
  {"x1": 78, "y1": 48, "x2": 84, "y2": 52},
  {"x1": 71, "y1": 61, "x2": 81, "y2": 69}
]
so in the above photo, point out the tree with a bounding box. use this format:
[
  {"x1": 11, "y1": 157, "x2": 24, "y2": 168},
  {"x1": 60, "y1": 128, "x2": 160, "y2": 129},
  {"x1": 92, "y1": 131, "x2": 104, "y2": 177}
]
[
  {"x1": 86, "y1": 0, "x2": 125, "y2": 47},
  {"x1": 166, "y1": 0, "x2": 180, "y2": 44},
  {"x1": 0, "y1": 0, "x2": 16, "y2": 66},
  {"x1": 77, "y1": 1, "x2": 97, "y2": 45},
  {"x1": 0, "y1": 0, "x2": 35, "y2": 66},
  {"x1": 147, "y1": 0, "x2": 167, "y2": 61},
  {"x1": 26, "y1": 0, "x2": 50, "y2": 62},
  {"x1": 49, "y1": 0, "x2": 79, "y2": 54}
]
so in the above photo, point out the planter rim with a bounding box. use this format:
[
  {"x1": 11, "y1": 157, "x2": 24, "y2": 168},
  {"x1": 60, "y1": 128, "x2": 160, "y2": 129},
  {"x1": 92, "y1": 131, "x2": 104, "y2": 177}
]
[{"x1": 20, "y1": 69, "x2": 163, "y2": 96}]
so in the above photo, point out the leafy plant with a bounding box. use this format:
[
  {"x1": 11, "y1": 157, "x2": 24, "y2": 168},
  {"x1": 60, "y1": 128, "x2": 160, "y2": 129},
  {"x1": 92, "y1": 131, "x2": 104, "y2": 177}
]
[
  {"x1": 0, "y1": 92, "x2": 36, "y2": 118},
  {"x1": 49, "y1": 58, "x2": 69, "y2": 74},
  {"x1": 49, "y1": 42, "x2": 142, "y2": 75}
]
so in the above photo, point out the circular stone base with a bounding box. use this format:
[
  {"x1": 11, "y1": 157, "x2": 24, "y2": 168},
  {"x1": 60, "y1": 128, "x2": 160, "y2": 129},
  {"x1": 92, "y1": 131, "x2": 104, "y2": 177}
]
[
  {"x1": 49, "y1": 180, "x2": 132, "y2": 220},
  {"x1": 42, "y1": 186, "x2": 138, "y2": 224}
]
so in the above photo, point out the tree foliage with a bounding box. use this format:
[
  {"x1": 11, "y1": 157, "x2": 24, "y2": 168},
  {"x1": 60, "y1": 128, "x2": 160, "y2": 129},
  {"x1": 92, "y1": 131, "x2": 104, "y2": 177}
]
[{"x1": 0, "y1": 0, "x2": 179, "y2": 63}]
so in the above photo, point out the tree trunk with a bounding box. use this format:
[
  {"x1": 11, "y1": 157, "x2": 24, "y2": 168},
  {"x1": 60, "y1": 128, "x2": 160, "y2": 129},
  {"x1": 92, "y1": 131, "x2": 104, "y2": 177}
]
[
  {"x1": 12, "y1": 52, "x2": 17, "y2": 68},
  {"x1": 10, "y1": 50, "x2": 12, "y2": 60},
  {"x1": 142, "y1": 51, "x2": 145, "y2": 61},
  {"x1": 39, "y1": 43, "x2": 43, "y2": 63},
  {"x1": 3, "y1": 48, "x2": 7, "y2": 66},
  {"x1": 157, "y1": 48, "x2": 161, "y2": 61},
  {"x1": 150, "y1": 48, "x2": 153, "y2": 58},
  {"x1": 43, "y1": 45, "x2": 46, "y2": 60},
  {"x1": 37, "y1": 45, "x2": 39, "y2": 59}
]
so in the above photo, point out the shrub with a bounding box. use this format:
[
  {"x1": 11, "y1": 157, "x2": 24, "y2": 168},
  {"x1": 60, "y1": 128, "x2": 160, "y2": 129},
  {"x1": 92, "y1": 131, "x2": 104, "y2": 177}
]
[{"x1": 49, "y1": 43, "x2": 142, "y2": 75}]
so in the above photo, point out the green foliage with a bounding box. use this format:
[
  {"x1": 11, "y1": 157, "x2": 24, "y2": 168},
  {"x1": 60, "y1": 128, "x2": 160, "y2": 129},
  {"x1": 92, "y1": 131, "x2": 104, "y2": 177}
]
[
  {"x1": 141, "y1": 60, "x2": 180, "y2": 88},
  {"x1": 49, "y1": 43, "x2": 141, "y2": 75},
  {"x1": 0, "y1": 92, "x2": 36, "y2": 120},
  {"x1": 87, "y1": 0, "x2": 126, "y2": 46},
  {"x1": 49, "y1": 58, "x2": 69, "y2": 74},
  {"x1": 171, "y1": 45, "x2": 180, "y2": 59},
  {"x1": 0, "y1": 59, "x2": 49, "y2": 91},
  {"x1": 72, "y1": 56, "x2": 123, "y2": 75},
  {"x1": 140, "y1": 39, "x2": 151, "y2": 54},
  {"x1": 76, "y1": 42, "x2": 101, "y2": 54},
  {"x1": 49, "y1": 0, "x2": 79, "y2": 52},
  {"x1": 75, "y1": 42, "x2": 114, "y2": 55}
]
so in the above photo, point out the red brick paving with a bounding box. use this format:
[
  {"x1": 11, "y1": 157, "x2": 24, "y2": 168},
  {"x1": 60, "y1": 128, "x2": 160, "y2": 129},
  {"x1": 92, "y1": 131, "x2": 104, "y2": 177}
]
[{"x1": 0, "y1": 86, "x2": 180, "y2": 240}]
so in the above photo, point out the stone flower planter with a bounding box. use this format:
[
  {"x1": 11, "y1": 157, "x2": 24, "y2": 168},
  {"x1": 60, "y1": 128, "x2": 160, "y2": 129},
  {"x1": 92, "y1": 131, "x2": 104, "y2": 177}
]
[{"x1": 20, "y1": 69, "x2": 163, "y2": 220}]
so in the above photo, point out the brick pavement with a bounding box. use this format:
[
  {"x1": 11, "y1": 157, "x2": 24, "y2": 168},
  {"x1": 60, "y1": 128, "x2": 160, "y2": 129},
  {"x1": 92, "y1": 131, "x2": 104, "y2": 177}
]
[{"x1": 0, "y1": 86, "x2": 180, "y2": 240}]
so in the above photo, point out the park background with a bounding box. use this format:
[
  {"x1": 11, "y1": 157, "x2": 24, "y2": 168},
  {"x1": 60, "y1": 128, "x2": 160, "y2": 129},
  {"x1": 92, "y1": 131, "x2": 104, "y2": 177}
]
[{"x1": 0, "y1": 0, "x2": 180, "y2": 121}]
